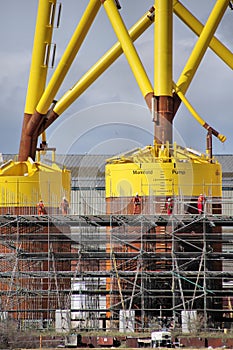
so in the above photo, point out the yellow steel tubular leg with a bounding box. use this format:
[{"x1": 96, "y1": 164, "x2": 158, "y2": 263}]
[
  {"x1": 19, "y1": 0, "x2": 56, "y2": 161},
  {"x1": 52, "y1": 7, "x2": 155, "y2": 117},
  {"x1": 153, "y1": 0, "x2": 173, "y2": 145},
  {"x1": 25, "y1": 0, "x2": 56, "y2": 115},
  {"x1": 176, "y1": 0, "x2": 229, "y2": 95},
  {"x1": 36, "y1": 0, "x2": 101, "y2": 115},
  {"x1": 154, "y1": 0, "x2": 173, "y2": 96},
  {"x1": 173, "y1": 82, "x2": 226, "y2": 143},
  {"x1": 173, "y1": 0, "x2": 233, "y2": 70},
  {"x1": 102, "y1": 0, "x2": 153, "y2": 100}
]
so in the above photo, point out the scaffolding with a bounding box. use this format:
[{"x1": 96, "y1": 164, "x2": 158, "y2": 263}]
[{"x1": 0, "y1": 202, "x2": 232, "y2": 332}]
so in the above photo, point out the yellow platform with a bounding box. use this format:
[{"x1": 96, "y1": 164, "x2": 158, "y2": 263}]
[
  {"x1": 0, "y1": 158, "x2": 70, "y2": 211},
  {"x1": 106, "y1": 142, "x2": 222, "y2": 199}
]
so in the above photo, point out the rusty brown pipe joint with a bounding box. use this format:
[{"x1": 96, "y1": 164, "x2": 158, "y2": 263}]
[
  {"x1": 18, "y1": 111, "x2": 45, "y2": 161},
  {"x1": 26, "y1": 110, "x2": 45, "y2": 137},
  {"x1": 203, "y1": 123, "x2": 226, "y2": 143},
  {"x1": 39, "y1": 109, "x2": 59, "y2": 135},
  {"x1": 36, "y1": 116, "x2": 49, "y2": 137},
  {"x1": 26, "y1": 107, "x2": 59, "y2": 160},
  {"x1": 27, "y1": 98, "x2": 58, "y2": 137},
  {"x1": 203, "y1": 123, "x2": 218, "y2": 138},
  {"x1": 206, "y1": 129, "x2": 213, "y2": 161},
  {"x1": 147, "y1": 6, "x2": 155, "y2": 21}
]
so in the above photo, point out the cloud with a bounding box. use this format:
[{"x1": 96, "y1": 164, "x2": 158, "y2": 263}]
[{"x1": 0, "y1": 1, "x2": 232, "y2": 156}]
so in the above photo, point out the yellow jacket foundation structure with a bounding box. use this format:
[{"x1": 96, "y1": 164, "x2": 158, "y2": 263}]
[
  {"x1": 0, "y1": 155, "x2": 71, "y2": 321},
  {"x1": 1, "y1": 0, "x2": 232, "y2": 331},
  {"x1": 105, "y1": 141, "x2": 222, "y2": 325},
  {"x1": 0, "y1": 157, "x2": 70, "y2": 215},
  {"x1": 4, "y1": 0, "x2": 72, "y2": 322},
  {"x1": 106, "y1": 142, "x2": 222, "y2": 210}
]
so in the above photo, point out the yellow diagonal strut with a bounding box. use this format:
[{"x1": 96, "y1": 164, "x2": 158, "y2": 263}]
[
  {"x1": 173, "y1": 0, "x2": 233, "y2": 70},
  {"x1": 37, "y1": 0, "x2": 101, "y2": 115},
  {"x1": 176, "y1": 0, "x2": 230, "y2": 95},
  {"x1": 49, "y1": 7, "x2": 155, "y2": 118},
  {"x1": 102, "y1": 0, "x2": 153, "y2": 107}
]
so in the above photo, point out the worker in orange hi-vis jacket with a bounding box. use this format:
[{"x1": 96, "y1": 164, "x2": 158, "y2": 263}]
[
  {"x1": 197, "y1": 194, "x2": 206, "y2": 214},
  {"x1": 37, "y1": 199, "x2": 45, "y2": 215},
  {"x1": 133, "y1": 193, "x2": 141, "y2": 214}
]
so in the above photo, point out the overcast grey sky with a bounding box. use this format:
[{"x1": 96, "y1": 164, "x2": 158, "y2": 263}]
[{"x1": 0, "y1": 1, "x2": 232, "y2": 156}]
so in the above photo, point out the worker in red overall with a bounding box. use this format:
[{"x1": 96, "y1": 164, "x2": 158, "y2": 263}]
[
  {"x1": 165, "y1": 197, "x2": 173, "y2": 215},
  {"x1": 197, "y1": 194, "x2": 206, "y2": 214},
  {"x1": 37, "y1": 200, "x2": 45, "y2": 215},
  {"x1": 133, "y1": 193, "x2": 141, "y2": 214}
]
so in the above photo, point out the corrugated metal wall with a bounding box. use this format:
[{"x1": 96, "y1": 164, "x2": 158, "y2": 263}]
[
  {"x1": 71, "y1": 188, "x2": 106, "y2": 215},
  {"x1": 222, "y1": 190, "x2": 233, "y2": 215}
]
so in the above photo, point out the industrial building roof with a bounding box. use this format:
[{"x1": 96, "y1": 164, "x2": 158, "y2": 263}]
[
  {"x1": 2, "y1": 153, "x2": 108, "y2": 180},
  {"x1": 214, "y1": 155, "x2": 233, "y2": 174},
  {"x1": 2, "y1": 153, "x2": 233, "y2": 181},
  {"x1": 51, "y1": 154, "x2": 233, "y2": 181}
]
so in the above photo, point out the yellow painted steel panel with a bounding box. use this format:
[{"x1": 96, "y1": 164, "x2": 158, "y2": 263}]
[
  {"x1": 106, "y1": 146, "x2": 222, "y2": 198},
  {"x1": 0, "y1": 160, "x2": 70, "y2": 208}
]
